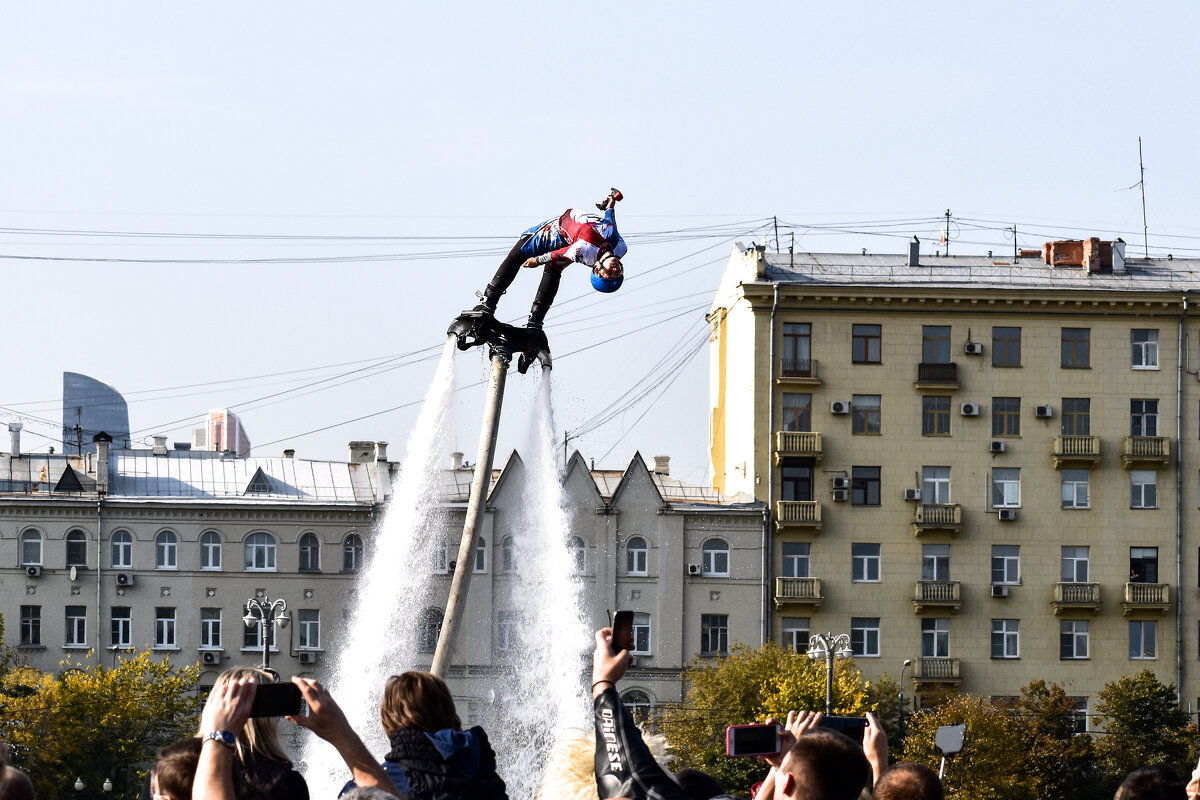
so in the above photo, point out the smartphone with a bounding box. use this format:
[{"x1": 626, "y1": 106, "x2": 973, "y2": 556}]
[
  {"x1": 249, "y1": 681, "x2": 303, "y2": 718},
  {"x1": 725, "y1": 723, "x2": 782, "y2": 757},
  {"x1": 611, "y1": 610, "x2": 635, "y2": 653},
  {"x1": 819, "y1": 715, "x2": 867, "y2": 743}
]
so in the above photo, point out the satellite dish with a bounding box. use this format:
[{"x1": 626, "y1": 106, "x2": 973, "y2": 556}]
[{"x1": 70, "y1": 566, "x2": 78, "y2": 581}]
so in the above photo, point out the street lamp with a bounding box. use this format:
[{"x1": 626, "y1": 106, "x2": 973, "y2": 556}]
[
  {"x1": 807, "y1": 632, "x2": 853, "y2": 715},
  {"x1": 243, "y1": 595, "x2": 289, "y2": 672},
  {"x1": 899, "y1": 658, "x2": 913, "y2": 739},
  {"x1": 74, "y1": 778, "x2": 84, "y2": 792}
]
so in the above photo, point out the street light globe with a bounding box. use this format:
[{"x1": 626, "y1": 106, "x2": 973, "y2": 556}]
[
  {"x1": 103, "y1": 778, "x2": 113, "y2": 792},
  {"x1": 75, "y1": 778, "x2": 84, "y2": 791},
  {"x1": 806, "y1": 647, "x2": 822, "y2": 660},
  {"x1": 276, "y1": 614, "x2": 290, "y2": 629},
  {"x1": 835, "y1": 646, "x2": 853, "y2": 659},
  {"x1": 243, "y1": 613, "x2": 257, "y2": 629}
]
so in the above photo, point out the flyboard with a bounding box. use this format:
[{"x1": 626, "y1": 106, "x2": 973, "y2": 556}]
[{"x1": 447, "y1": 308, "x2": 552, "y2": 374}]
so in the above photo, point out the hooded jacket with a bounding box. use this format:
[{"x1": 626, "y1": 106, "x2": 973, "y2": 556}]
[{"x1": 383, "y1": 726, "x2": 508, "y2": 800}]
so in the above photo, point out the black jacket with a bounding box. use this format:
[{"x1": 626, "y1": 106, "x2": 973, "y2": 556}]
[{"x1": 384, "y1": 726, "x2": 508, "y2": 800}]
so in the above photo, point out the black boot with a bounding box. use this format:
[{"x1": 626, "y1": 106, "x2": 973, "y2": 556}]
[
  {"x1": 527, "y1": 269, "x2": 561, "y2": 329},
  {"x1": 473, "y1": 283, "x2": 502, "y2": 316}
]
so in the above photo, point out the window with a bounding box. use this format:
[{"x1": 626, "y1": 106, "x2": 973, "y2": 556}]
[
  {"x1": 781, "y1": 461, "x2": 813, "y2": 502},
  {"x1": 850, "y1": 617, "x2": 880, "y2": 657},
  {"x1": 782, "y1": 323, "x2": 812, "y2": 376},
  {"x1": 1061, "y1": 470, "x2": 1090, "y2": 509},
  {"x1": 852, "y1": 395, "x2": 881, "y2": 434},
  {"x1": 298, "y1": 533, "x2": 321, "y2": 572},
  {"x1": 496, "y1": 611, "x2": 519, "y2": 652},
  {"x1": 1061, "y1": 620, "x2": 1088, "y2": 659},
  {"x1": 700, "y1": 614, "x2": 729, "y2": 656},
  {"x1": 623, "y1": 690, "x2": 653, "y2": 723},
  {"x1": 155, "y1": 531, "x2": 178, "y2": 570},
  {"x1": 243, "y1": 619, "x2": 276, "y2": 651},
  {"x1": 1061, "y1": 546, "x2": 1090, "y2": 582},
  {"x1": 992, "y1": 545, "x2": 1020, "y2": 585},
  {"x1": 991, "y1": 619, "x2": 1019, "y2": 659},
  {"x1": 626, "y1": 537, "x2": 648, "y2": 575},
  {"x1": 298, "y1": 609, "x2": 321, "y2": 650},
  {"x1": 1131, "y1": 470, "x2": 1158, "y2": 509},
  {"x1": 19, "y1": 530, "x2": 42, "y2": 566},
  {"x1": 1131, "y1": 329, "x2": 1159, "y2": 369},
  {"x1": 200, "y1": 531, "x2": 222, "y2": 570},
  {"x1": 65, "y1": 606, "x2": 87, "y2": 647},
  {"x1": 852, "y1": 324, "x2": 882, "y2": 364},
  {"x1": 702, "y1": 539, "x2": 730, "y2": 577},
  {"x1": 782, "y1": 393, "x2": 812, "y2": 432},
  {"x1": 1062, "y1": 328, "x2": 1090, "y2": 368},
  {"x1": 1131, "y1": 399, "x2": 1159, "y2": 436},
  {"x1": 992, "y1": 397, "x2": 1020, "y2": 437},
  {"x1": 111, "y1": 530, "x2": 133, "y2": 569},
  {"x1": 1072, "y1": 697, "x2": 1089, "y2": 734},
  {"x1": 851, "y1": 467, "x2": 881, "y2": 506},
  {"x1": 922, "y1": 544, "x2": 950, "y2": 582},
  {"x1": 922, "y1": 467, "x2": 951, "y2": 504},
  {"x1": 851, "y1": 543, "x2": 881, "y2": 582},
  {"x1": 430, "y1": 541, "x2": 449, "y2": 574},
  {"x1": 200, "y1": 609, "x2": 222, "y2": 649},
  {"x1": 244, "y1": 532, "x2": 276, "y2": 571},
  {"x1": 155, "y1": 607, "x2": 177, "y2": 649},
  {"x1": 1130, "y1": 547, "x2": 1158, "y2": 583},
  {"x1": 474, "y1": 537, "x2": 487, "y2": 573},
  {"x1": 1061, "y1": 398, "x2": 1091, "y2": 435},
  {"x1": 921, "y1": 396, "x2": 950, "y2": 436},
  {"x1": 631, "y1": 612, "x2": 651, "y2": 655},
  {"x1": 921, "y1": 618, "x2": 949, "y2": 658},
  {"x1": 500, "y1": 536, "x2": 516, "y2": 574},
  {"x1": 568, "y1": 536, "x2": 586, "y2": 574},
  {"x1": 343, "y1": 533, "x2": 364, "y2": 573},
  {"x1": 65, "y1": 529, "x2": 88, "y2": 568},
  {"x1": 992, "y1": 468, "x2": 1020, "y2": 508},
  {"x1": 922, "y1": 326, "x2": 951, "y2": 364},
  {"x1": 782, "y1": 542, "x2": 810, "y2": 578},
  {"x1": 111, "y1": 607, "x2": 132, "y2": 649},
  {"x1": 19, "y1": 606, "x2": 41, "y2": 646},
  {"x1": 782, "y1": 617, "x2": 810, "y2": 652},
  {"x1": 992, "y1": 327, "x2": 1021, "y2": 367},
  {"x1": 418, "y1": 608, "x2": 443, "y2": 654},
  {"x1": 1130, "y1": 620, "x2": 1157, "y2": 659}
]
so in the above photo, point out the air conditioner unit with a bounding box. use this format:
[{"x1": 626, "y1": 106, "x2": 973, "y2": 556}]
[
  {"x1": 997, "y1": 508, "x2": 1017, "y2": 521},
  {"x1": 964, "y1": 342, "x2": 983, "y2": 355},
  {"x1": 991, "y1": 584, "x2": 1010, "y2": 598},
  {"x1": 832, "y1": 488, "x2": 849, "y2": 502},
  {"x1": 25, "y1": 565, "x2": 42, "y2": 578},
  {"x1": 1035, "y1": 405, "x2": 1054, "y2": 419},
  {"x1": 903, "y1": 488, "x2": 922, "y2": 501},
  {"x1": 832, "y1": 477, "x2": 850, "y2": 490},
  {"x1": 989, "y1": 440, "x2": 1007, "y2": 454},
  {"x1": 687, "y1": 564, "x2": 702, "y2": 576},
  {"x1": 961, "y1": 402, "x2": 980, "y2": 416},
  {"x1": 298, "y1": 651, "x2": 319, "y2": 665},
  {"x1": 830, "y1": 400, "x2": 850, "y2": 415},
  {"x1": 115, "y1": 572, "x2": 135, "y2": 587},
  {"x1": 201, "y1": 650, "x2": 223, "y2": 665}
]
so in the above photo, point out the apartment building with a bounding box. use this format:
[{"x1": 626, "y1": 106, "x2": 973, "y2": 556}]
[{"x1": 708, "y1": 237, "x2": 1200, "y2": 720}]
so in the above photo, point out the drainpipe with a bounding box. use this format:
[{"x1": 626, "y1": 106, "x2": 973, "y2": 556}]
[
  {"x1": 1177, "y1": 293, "x2": 1188, "y2": 699},
  {"x1": 765, "y1": 283, "x2": 780, "y2": 646},
  {"x1": 96, "y1": 498, "x2": 103, "y2": 660}
]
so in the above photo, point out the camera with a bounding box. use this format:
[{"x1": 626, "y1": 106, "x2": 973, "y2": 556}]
[
  {"x1": 818, "y1": 715, "x2": 867, "y2": 743},
  {"x1": 725, "y1": 723, "x2": 782, "y2": 757}
]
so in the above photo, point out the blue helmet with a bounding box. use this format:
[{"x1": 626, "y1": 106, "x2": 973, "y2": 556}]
[{"x1": 591, "y1": 272, "x2": 623, "y2": 293}]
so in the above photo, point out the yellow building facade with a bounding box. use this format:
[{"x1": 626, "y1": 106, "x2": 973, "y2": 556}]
[{"x1": 708, "y1": 240, "x2": 1200, "y2": 723}]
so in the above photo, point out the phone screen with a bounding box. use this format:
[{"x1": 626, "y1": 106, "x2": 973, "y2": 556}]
[
  {"x1": 726, "y1": 724, "x2": 781, "y2": 757},
  {"x1": 612, "y1": 610, "x2": 634, "y2": 653},
  {"x1": 249, "y1": 681, "x2": 303, "y2": 718},
  {"x1": 819, "y1": 715, "x2": 867, "y2": 743}
]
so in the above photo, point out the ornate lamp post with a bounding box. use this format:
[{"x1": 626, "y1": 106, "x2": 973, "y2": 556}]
[
  {"x1": 899, "y1": 658, "x2": 913, "y2": 739},
  {"x1": 243, "y1": 595, "x2": 289, "y2": 672},
  {"x1": 807, "y1": 632, "x2": 853, "y2": 715}
]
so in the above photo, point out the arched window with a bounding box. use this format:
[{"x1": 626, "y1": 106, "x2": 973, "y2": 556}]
[
  {"x1": 473, "y1": 537, "x2": 487, "y2": 573},
  {"x1": 111, "y1": 530, "x2": 132, "y2": 569},
  {"x1": 65, "y1": 529, "x2": 88, "y2": 568},
  {"x1": 343, "y1": 533, "x2": 364, "y2": 573},
  {"x1": 299, "y1": 533, "x2": 321, "y2": 572},
  {"x1": 701, "y1": 538, "x2": 729, "y2": 577},
  {"x1": 244, "y1": 532, "x2": 277, "y2": 571},
  {"x1": 500, "y1": 536, "x2": 516, "y2": 574},
  {"x1": 200, "y1": 531, "x2": 222, "y2": 570},
  {"x1": 418, "y1": 608, "x2": 443, "y2": 654},
  {"x1": 568, "y1": 536, "x2": 586, "y2": 574},
  {"x1": 156, "y1": 531, "x2": 178, "y2": 570},
  {"x1": 19, "y1": 530, "x2": 42, "y2": 566},
  {"x1": 626, "y1": 537, "x2": 648, "y2": 576},
  {"x1": 622, "y1": 689, "x2": 653, "y2": 724}
]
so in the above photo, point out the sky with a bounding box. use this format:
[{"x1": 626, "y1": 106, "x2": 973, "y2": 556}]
[{"x1": 2, "y1": 2, "x2": 1199, "y2": 487}]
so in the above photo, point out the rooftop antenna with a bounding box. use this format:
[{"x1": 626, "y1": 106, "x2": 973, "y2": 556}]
[
  {"x1": 941, "y1": 209, "x2": 952, "y2": 255},
  {"x1": 1138, "y1": 137, "x2": 1148, "y2": 259},
  {"x1": 773, "y1": 216, "x2": 780, "y2": 253}
]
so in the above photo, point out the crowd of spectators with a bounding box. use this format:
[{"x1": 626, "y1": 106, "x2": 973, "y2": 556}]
[{"x1": 4, "y1": 626, "x2": 1200, "y2": 800}]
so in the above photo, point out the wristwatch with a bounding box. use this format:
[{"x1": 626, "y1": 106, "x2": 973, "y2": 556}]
[{"x1": 201, "y1": 730, "x2": 237, "y2": 748}]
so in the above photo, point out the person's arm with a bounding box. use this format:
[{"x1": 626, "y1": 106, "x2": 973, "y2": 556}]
[
  {"x1": 1186, "y1": 752, "x2": 1200, "y2": 800},
  {"x1": 287, "y1": 677, "x2": 404, "y2": 798},
  {"x1": 193, "y1": 678, "x2": 256, "y2": 800},
  {"x1": 862, "y1": 711, "x2": 888, "y2": 786}
]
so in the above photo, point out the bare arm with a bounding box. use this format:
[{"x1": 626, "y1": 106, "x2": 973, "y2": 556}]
[
  {"x1": 192, "y1": 678, "x2": 255, "y2": 800},
  {"x1": 862, "y1": 711, "x2": 888, "y2": 786}
]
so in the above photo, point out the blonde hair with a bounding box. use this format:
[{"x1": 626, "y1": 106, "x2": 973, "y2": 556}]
[
  {"x1": 380, "y1": 671, "x2": 461, "y2": 735},
  {"x1": 535, "y1": 728, "x2": 674, "y2": 800},
  {"x1": 204, "y1": 666, "x2": 290, "y2": 764}
]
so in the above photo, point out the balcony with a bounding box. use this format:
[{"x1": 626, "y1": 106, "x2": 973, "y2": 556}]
[
  {"x1": 912, "y1": 580, "x2": 961, "y2": 613},
  {"x1": 775, "y1": 500, "x2": 821, "y2": 532},
  {"x1": 1121, "y1": 436, "x2": 1170, "y2": 469},
  {"x1": 1052, "y1": 582, "x2": 1101, "y2": 615},
  {"x1": 774, "y1": 431, "x2": 823, "y2": 465},
  {"x1": 913, "y1": 657, "x2": 961, "y2": 686},
  {"x1": 1052, "y1": 435, "x2": 1101, "y2": 468},
  {"x1": 912, "y1": 504, "x2": 962, "y2": 536},
  {"x1": 778, "y1": 358, "x2": 820, "y2": 384},
  {"x1": 1122, "y1": 582, "x2": 1170, "y2": 616},
  {"x1": 774, "y1": 576, "x2": 823, "y2": 610},
  {"x1": 913, "y1": 362, "x2": 959, "y2": 390}
]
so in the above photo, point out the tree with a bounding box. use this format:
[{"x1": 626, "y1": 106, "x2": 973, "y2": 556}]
[
  {"x1": 1013, "y1": 680, "x2": 1098, "y2": 800},
  {"x1": 0, "y1": 650, "x2": 201, "y2": 800},
  {"x1": 657, "y1": 641, "x2": 874, "y2": 794},
  {"x1": 1093, "y1": 669, "x2": 1194, "y2": 793}
]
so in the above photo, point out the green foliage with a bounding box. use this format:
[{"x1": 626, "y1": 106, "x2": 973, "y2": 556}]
[
  {"x1": 1093, "y1": 669, "x2": 1194, "y2": 793},
  {"x1": 0, "y1": 650, "x2": 201, "y2": 800},
  {"x1": 1013, "y1": 680, "x2": 1098, "y2": 800}
]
